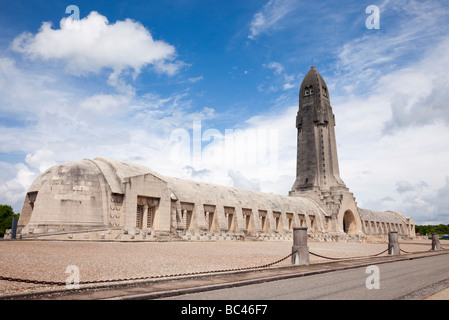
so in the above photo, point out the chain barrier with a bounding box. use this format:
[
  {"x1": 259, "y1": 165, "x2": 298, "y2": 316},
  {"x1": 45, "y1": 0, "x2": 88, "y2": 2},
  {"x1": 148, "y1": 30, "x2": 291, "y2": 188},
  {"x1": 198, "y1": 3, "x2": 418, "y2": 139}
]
[
  {"x1": 309, "y1": 240, "x2": 449, "y2": 260},
  {"x1": 0, "y1": 276, "x2": 65, "y2": 286},
  {"x1": 309, "y1": 248, "x2": 388, "y2": 261},
  {"x1": 399, "y1": 248, "x2": 433, "y2": 254},
  {"x1": 400, "y1": 241, "x2": 449, "y2": 254},
  {"x1": 0, "y1": 252, "x2": 294, "y2": 288}
]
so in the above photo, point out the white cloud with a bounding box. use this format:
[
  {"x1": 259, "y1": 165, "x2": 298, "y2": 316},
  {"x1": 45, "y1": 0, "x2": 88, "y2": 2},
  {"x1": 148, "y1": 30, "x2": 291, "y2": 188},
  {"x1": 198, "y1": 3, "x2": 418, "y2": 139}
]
[
  {"x1": 79, "y1": 94, "x2": 131, "y2": 116},
  {"x1": 0, "y1": 149, "x2": 57, "y2": 210},
  {"x1": 331, "y1": 32, "x2": 449, "y2": 224},
  {"x1": 0, "y1": 163, "x2": 37, "y2": 208},
  {"x1": 396, "y1": 180, "x2": 428, "y2": 194},
  {"x1": 0, "y1": 57, "x2": 66, "y2": 119},
  {"x1": 25, "y1": 149, "x2": 57, "y2": 173},
  {"x1": 283, "y1": 83, "x2": 295, "y2": 90},
  {"x1": 11, "y1": 11, "x2": 184, "y2": 82},
  {"x1": 262, "y1": 61, "x2": 297, "y2": 92},
  {"x1": 248, "y1": 0, "x2": 297, "y2": 39},
  {"x1": 169, "y1": 106, "x2": 296, "y2": 195},
  {"x1": 0, "y1": 54, "x2": 207, "y2": 212},
  {"x1": 228, "y1": 170, "x2": 260, "y2": 191},
  {"x1": 384, "y1": 177, "x2": 449, "y2": 225},
  {"x1": 266, "y1": 61, "x2": 284, "y2": 75},
  {"x1": 188, "y1": 76, "x2": 204, "y2": 83},
  {"x1": 380, "y1": 38, "x2": 449, "y2": 133},
  {"x1": 315, "y1": 1, "x2": 449, "y2": 225},
  {"x1": 334, "y1": 0, "x2": 449, "y2": 94}
]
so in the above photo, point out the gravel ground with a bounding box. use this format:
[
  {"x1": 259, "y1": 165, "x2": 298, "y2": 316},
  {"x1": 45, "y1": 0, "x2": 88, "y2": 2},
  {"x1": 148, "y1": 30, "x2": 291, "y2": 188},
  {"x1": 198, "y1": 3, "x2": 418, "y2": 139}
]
[{"x1": 0, "y1": 238, "x2": 446, "y2": 297}]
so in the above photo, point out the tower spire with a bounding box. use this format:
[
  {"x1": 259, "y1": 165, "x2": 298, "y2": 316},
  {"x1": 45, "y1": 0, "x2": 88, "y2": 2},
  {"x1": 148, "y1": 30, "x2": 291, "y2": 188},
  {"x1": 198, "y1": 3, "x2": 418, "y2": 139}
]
[{"x1": 291, "y1": 66, "x2": 346, "y2": 193}]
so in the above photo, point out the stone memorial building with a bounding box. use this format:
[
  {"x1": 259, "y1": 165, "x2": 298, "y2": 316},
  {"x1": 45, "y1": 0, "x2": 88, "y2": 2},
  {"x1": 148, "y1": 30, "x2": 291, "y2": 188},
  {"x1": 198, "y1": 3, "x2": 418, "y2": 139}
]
[{"x1": 17, "y1": 67, "x2": 415, "y2": 241}]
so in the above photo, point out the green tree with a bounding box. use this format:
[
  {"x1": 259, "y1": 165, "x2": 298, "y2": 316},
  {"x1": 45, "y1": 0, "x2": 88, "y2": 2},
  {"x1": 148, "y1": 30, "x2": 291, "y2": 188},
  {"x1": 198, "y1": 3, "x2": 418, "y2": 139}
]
[
  {"x1": 0, "y1": 204, "x2": 19, "y2": 237},
  {"x1": 415, "y1": 224, "x2": 449, "y2": 236}
]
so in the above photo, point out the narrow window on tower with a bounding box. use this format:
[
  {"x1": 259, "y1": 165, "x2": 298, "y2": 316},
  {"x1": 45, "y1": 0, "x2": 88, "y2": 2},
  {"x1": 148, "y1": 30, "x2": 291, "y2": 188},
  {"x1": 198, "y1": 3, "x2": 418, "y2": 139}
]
[
  {"x1": 322, "y1": 86, "x2": 328, "y2": 97},
  {"x1": 304, "y1": 85, "x2": 314, "y2": 96}
]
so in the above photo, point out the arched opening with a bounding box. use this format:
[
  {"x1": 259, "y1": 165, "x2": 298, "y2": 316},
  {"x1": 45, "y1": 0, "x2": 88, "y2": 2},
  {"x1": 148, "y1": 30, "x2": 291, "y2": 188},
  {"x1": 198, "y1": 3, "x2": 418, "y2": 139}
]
[{"x1": 343, "y1": 210, "x2": 356, "y2": 234}]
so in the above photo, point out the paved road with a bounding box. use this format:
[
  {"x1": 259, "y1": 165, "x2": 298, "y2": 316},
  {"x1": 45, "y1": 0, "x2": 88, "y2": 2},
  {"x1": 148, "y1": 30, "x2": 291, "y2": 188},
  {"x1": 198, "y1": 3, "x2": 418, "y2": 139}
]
[{"x1": 161, "y1": 253, "x2": 449, "y2": 300}]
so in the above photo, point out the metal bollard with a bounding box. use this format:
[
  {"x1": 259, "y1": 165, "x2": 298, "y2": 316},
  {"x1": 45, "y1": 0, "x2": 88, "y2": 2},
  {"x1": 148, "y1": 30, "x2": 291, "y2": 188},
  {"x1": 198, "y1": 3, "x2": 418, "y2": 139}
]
[
  {"x1": 291, "y1": 227, "x2": 309, "y2": 265},
  {"x1": 388, "y1": 231, "x2": 400, "y2": 255},
  {"x1": 11, "y1": 217, "x2": 18, "y2": 240},
  {"x1": 431, "y1": 233, "x2": 441, "y2": 251}
]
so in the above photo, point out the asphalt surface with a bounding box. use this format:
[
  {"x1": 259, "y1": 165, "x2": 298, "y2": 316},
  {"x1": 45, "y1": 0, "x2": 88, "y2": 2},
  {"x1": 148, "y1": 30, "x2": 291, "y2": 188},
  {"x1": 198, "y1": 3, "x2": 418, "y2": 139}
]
[{"x1": 161, "y1": 252, "x2": 449, "y2": 300}]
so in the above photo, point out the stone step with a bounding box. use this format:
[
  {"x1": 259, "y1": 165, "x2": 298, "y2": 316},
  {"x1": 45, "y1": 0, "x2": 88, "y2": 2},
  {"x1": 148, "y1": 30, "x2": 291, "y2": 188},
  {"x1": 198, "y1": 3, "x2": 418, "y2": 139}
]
[{"x1": 243, "y1": 235, "x2": 262, "y2": 241}]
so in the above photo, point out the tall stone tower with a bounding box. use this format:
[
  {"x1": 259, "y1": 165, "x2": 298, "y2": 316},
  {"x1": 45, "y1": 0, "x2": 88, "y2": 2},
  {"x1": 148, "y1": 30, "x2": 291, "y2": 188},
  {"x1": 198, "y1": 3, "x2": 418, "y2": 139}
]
[
  {"x1": 290, "y1": 66, "x2": 361, "y2": 235},
  {"x1": 291, "y1": 66, "x2": 346, "y2": 191}
]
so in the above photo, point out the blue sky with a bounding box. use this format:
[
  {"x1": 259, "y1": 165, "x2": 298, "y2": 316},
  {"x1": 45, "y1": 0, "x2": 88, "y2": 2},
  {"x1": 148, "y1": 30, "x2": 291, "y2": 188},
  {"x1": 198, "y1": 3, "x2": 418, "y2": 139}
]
[{"x1": 1, "y1": 0, "x2": 449, "y2": 225}]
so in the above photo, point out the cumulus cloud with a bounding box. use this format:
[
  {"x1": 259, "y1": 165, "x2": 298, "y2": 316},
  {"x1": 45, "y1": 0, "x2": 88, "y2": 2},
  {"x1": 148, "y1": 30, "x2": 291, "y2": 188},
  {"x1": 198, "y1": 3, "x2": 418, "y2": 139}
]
[
  {"x1": 11, "y1": 11, "x2": 184, "y2": 84},
  {"x1": 0, "y1": 163, "x2": 37, "y2": 207},
  {"x1": 381, "y1": 37, "x2": 449, "y2": 133},
  {"x1": 392, "y1": 177, "x2": 449, "y2": 225},
  {"x1": 323, "y1": 0, "x2": 449, "y2": 225},
  {"x1": 396, "y1": 180, "x2": 428, "y2": 194},
  {"x1": 326, "y1": 7, "x2": 449, "y2": 224},
  {"x1": 24, "y1": 149, "x2": 57, "y2": 173},
  {"x1": 0, "y1": 54, "x2": 206, "y2": 212},
  {"x1": 0, "y1": 150, "x2": 57, "y2": 209},
  {"x1": 335, "y1": 93, "x2": 449, "y2": 225}
]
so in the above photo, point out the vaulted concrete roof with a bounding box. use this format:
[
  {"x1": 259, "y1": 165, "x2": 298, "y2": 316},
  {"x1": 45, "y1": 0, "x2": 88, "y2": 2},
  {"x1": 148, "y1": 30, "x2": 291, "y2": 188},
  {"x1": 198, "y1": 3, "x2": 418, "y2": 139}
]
[
  {"x1": 65, "y1": 158, "x2": 325, "y2": 216},
  {"x1": 93, "y1": 158, "x2": 328, "y2": 216},
  {"x1": 28, "y1": 159, "x2": 103, "y2": 193},
  {"x1": 164, "y1": 176, "x2": 327, "y2": 216},
  {"x1": 91, "y1": 157, "x2": 165, "y2": 194},
  {"x1": 359, "y1": 208, "x2": 413, "y2": 224}
]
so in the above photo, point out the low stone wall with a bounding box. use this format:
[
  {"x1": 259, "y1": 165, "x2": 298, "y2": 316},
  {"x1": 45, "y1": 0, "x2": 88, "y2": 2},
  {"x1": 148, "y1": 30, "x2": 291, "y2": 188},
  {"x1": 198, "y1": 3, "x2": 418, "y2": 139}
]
[{"x1": 16, "y1": 227, "x2": 416, "y2": 243}]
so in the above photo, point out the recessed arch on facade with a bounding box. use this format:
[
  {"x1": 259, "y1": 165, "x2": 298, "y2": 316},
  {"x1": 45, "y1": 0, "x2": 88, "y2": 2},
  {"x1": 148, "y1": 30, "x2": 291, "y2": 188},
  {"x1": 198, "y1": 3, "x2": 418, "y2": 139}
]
[{"x1": 342, "y1": 210, "x2": 357, "y2": 234}]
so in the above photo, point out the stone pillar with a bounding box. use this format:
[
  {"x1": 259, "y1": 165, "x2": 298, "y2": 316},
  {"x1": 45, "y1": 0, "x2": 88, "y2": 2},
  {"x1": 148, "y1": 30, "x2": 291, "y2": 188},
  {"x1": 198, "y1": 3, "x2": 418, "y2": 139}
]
[
  {"x1": 432, "y1": 233, "x2": 441, "y2": 251},
  {"x1": 388, "y1": 231, "x2": 400, "y2": 255},
  {"x1": 182, "y1": 209, "x2": 187, "y2": 230},
  {"x1": 291, "y1": 227, "x2": 309, "y2": 265},
  {"x1": 143, "y1": 204, "x2": 149, "y2": 229}
]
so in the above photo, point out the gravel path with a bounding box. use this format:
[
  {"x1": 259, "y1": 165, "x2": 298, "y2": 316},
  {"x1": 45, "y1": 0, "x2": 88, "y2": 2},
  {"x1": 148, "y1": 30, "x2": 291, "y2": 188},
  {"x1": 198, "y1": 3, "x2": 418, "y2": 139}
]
[{"x1": 0, "y1": 238, "x2": 444, "y2": 297}]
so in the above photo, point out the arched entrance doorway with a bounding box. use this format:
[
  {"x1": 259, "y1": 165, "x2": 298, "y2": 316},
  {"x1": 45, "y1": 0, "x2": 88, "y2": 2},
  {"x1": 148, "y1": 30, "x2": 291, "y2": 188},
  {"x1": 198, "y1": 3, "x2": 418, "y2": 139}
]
[{"x1": 342, "y1": 210, "x2": 356, "y2": 234}]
